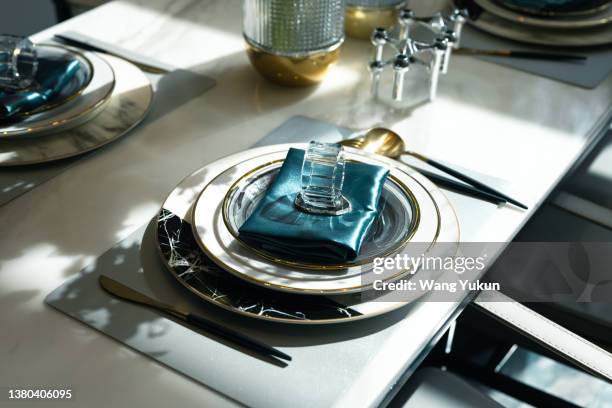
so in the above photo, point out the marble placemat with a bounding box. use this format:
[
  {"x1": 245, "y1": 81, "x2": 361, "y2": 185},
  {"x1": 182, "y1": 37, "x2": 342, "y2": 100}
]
[
  {"x1": 461, "y1": 25, "x2": 612, "y2": 89},
  {"x1": 45, "y1": 115, "x2": 509, "y2": 408},
  {"x1": 0, "y1": 66, "x2": 216, "y2": 207}
]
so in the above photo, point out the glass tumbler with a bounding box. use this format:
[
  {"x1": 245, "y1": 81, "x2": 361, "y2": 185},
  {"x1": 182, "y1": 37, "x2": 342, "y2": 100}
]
[
  {"x1": 296, "y1": 141, "x2": 350, "y2": 215},
  {"x1": 345, "y1": 0, "x2": 405, "y2": 40},
  {"x1": 0, "y1": 35, "x2": 38, "y2": 90},
  {"x1": 243, "y1": 0, "x2": 346, "y2": 86}
]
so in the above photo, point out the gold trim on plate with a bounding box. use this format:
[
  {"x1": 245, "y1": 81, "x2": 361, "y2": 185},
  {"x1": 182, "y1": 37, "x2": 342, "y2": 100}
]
[
  {"x1": 221, "y1": 159, "x2": 422, "y2": 271},
  {"x1": 155, "y1": 143, "x2": 460, "y2": 322},
  {"x1": 0, "y1": 54, "x2": 152, "y2": 166},
  {"x1": 0, "y1": 47, "x2": 115, "y2": 139},
  {"x1": 16, "y1": 44, "x2": 95, "y2": 118},
  {"x1": 191, "y1": 149, "x2": 444, "y2": 295}
]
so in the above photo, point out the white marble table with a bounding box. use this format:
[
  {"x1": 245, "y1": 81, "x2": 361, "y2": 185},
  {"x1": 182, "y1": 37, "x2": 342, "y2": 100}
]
[{"x1": 0, "y1": 1, "x2": 610, "y2": 407}]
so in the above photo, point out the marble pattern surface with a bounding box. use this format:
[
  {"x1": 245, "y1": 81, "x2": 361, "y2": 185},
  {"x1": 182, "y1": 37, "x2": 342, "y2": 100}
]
[
  {"x1": 157, "y1": 208, "x2": 364, "y2": 321},
  {"x1": 0, "y1": 46, "x2": 110, "y2": 139},
  {"x1": 0, "y1": 0, "x2": 610, "y2": 407}
]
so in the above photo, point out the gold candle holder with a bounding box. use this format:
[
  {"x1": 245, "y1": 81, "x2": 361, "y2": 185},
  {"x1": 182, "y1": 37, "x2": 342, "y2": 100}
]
[{"x1": 245, "y1": 38, "x2": 342, "y2": 87}]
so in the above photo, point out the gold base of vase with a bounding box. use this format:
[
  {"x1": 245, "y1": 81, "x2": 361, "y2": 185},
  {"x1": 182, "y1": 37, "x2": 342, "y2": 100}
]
[
  {"x1": 245, "y1": 41, "x2": 342, "y2": 87},
  {"x1": 345, "y1": 5, "x2": 400, "y2": 40}
]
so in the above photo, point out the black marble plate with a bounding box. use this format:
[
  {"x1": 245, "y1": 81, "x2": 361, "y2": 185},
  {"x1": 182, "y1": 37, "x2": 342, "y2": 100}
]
[{"x1": 155, "y1": 208, "x2": 400, "y2": 323}]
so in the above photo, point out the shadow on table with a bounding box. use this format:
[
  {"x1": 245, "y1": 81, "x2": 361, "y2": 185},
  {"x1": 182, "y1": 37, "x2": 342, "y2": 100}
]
[
  {"x1": 46, "y1": 217, "x2": 412, "y2": 356},
  {"x1": 122, "y1": 0, "x2": 611, "y2": 136}
]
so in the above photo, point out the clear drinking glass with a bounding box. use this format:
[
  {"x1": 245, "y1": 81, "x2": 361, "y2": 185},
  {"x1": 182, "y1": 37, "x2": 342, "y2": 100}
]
[
  {"x1": 0, "y1": 35, "x2": 38, "y2": 90},
  {"x1": 242, "y1": 0, "x2": 346, "y2": 86},
  {"x1": 296, "y1": 141, "x2": 349, "y2": 215}
]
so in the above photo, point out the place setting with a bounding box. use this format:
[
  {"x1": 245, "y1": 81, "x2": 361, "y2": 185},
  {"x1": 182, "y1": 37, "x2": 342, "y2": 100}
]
[
  {"x1": 4, "y1": 1, "x2": 611, "y2": 406},
  {"x1": 47, "y1": 102, "x2": 534, "y2": 379},
  {"x1": 0, "y1": 32, "x2": 216, "y2": 207},
  {"x1": 152, "y1": 117, "x2": 527, "y2": 325},
  {"x1": 48, "y1": 135, "x2": 458, "y2": 316},
  {"x1": 40, "y1": 1, "x2": 536, "y2": 400},
  {"x1": 442, "y1": 0, "x2": 612, "y2": 88}
]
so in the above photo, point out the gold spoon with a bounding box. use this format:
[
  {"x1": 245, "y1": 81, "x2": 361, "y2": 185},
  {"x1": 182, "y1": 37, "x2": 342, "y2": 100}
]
[{"x1": 340, "y1": 127, "x2": 527, "y2": 209}]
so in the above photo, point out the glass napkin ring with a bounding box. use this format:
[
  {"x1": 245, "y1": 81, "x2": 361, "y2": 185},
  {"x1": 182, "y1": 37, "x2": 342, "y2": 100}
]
[
  {"x1": 0, "y1": 35, "x2": 38, "y2": 90},
  {"x1": 295, "y1": 141, "x2": 352, "y2": 216}
]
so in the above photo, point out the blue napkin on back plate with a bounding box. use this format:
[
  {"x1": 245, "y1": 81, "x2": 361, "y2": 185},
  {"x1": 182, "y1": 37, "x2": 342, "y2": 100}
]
[
  {"x1": 238, "y1": 148, "x2": 389, "y2": 263},
  {"x1": 0, "y1": 54, "x2": 84, "y2": 120}
]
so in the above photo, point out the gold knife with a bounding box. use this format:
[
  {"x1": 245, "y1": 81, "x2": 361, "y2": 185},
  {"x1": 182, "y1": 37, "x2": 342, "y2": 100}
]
[{"x1": 99, "y1": 275, "x2": 291, "y2": 361}]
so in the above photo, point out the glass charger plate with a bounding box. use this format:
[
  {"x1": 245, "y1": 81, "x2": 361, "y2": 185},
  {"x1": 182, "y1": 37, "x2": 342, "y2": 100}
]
[
  {"x1": 459, "y1": 0, "x2": 612, "y2": 46},
  {"x1": 0, "y1": 54, "x2": 152, "y2": 166},
  {"x1": 156, "y1": 144, "x2": 459, "y2": 323},
  {"x1": 0, "y1": 45, "x2": 115, "y2": 139},
  {"x1": 191, "y1": 146, "x2": 459, "y2": 295},
  {"x1": 475, "y1": 0, "x2": 612, "y2": 29}
]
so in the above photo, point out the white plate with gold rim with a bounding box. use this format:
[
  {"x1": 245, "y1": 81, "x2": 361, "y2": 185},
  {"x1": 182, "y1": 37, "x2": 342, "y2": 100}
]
[
  {"x1": 475, "y1": 0, "x2": 612, "y2": 29},
  {"x1": 156, "y1": 144, "x2": 459, "y2": 323},
  {"x1": 0, "y1": 54, "x2": 152, "y2": 166},
  {"x1": 0, "y1": 45, "x2": 115, "y2": 139},
  {"x1": 191, "y1": 145, "x2": 460, "y2": 295},
  {"x1": 456, "y1": 0, "x2": 612, "y2": 46}
]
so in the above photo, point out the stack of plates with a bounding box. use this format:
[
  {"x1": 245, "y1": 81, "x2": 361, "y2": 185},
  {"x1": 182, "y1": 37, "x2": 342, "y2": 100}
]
[
  {"x1": 459, "y1": 0, "x2": 612, "y2": 46},
  {"x1": 0, "y1": 44, "x2": 153, "y2": 166},
  {"x1": 155, "y1": 144, "x2": 460, "y2": 325}
]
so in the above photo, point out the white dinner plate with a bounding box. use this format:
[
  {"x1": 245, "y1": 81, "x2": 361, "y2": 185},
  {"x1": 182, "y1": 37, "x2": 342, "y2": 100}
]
[
  {"x1": 156, "y1": 144, "x2": 460, "y2": 323},
  {"x1": 191, "y1": 146, "x2": 460, "y2": 295},
  {"x1": 457, "y1": 0, "x2": 612, "y2": 46},
  {"x1": 0, "y1": 45, "x2": 115, "y2": 139},
  {"x1": 475, "y1": 0, "x2": 612, "y2": 29},
  {"x1": 0, "y1": 54, "x2": 152, "y2": 166}
]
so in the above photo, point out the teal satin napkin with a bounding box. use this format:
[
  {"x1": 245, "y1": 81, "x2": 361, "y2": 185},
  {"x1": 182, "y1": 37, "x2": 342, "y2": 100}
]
[
  {"x1": 0, "y1": 55, "x2": 83, "y2": 120},
  {"x1": 239, "y1": 148, "x2": 389, "y2": 263}
]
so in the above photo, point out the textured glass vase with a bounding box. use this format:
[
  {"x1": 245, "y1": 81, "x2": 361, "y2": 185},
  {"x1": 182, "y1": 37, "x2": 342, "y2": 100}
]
[{"x1": 243, "y1": 0, "x2": 346, "y2": 86}]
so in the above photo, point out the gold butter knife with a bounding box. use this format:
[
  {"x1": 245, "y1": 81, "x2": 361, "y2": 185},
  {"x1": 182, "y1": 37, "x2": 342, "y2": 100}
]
[{"x1": 99, "y1": 275, "x2": 291, "y2": 361}]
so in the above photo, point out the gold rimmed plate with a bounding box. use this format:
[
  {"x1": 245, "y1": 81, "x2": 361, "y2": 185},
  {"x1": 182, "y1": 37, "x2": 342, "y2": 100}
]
[
  {"x1": 222, "y1": 159, "x2": 420, "y2": 271},
  {"x1": 8, "y1": 45, "x2": 94, "y2": 118},
  {"x1": 191, "y1": 146, "x2": 458, "y2": 295},
  {"x1": 155, "y1": 144, "x2": 459, "y2": 323},
  {"x1": 457, "y1": 0, "x2": 612, "y2": 46},
  {"x1": 0, "y1": 54, "x2": 152, "y2": 166},
  {"x1": 493, "y1": 0, "x2": 612, "y2": 17},
  {"x1": 475, "y1": 0, "x2": 612, "y2": 29},
  {"x1": 0, "y1": 45, "x2": 115, "y2": 139},
  {"x1": 156, "y1": 207, "x2": 409, "y2": 324}
]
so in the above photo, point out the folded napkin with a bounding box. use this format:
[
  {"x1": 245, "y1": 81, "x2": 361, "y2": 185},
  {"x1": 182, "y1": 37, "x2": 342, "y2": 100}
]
[
  {"x1": 238, "y1": 148, "x2": 389, "y2": 263},
  {"x1": 0, "y1": 54, "x2": 84, "y2": 120}
]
